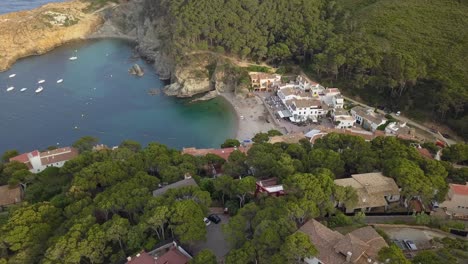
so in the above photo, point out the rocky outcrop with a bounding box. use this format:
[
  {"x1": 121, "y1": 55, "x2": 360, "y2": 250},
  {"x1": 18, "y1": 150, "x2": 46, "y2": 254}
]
[
  {"x1": 0, "y1": 0, "x2": 103, "y2": 72},
  {"x1": 92, "y1": 0, "x2": 174, "y2": 80},
  {"x1": 129, "y1": 63, "x2": 144, "y2": 76},
  {"x1": 163, "y1": 53, "x2": 251, "y2": 98}
]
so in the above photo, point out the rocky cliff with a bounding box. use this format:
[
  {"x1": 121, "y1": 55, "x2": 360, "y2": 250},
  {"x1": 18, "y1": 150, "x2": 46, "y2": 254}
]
[
  {"x1": 92, "y1": 0, "x2": 174, "y2": 80},
  {"x1": 0, "y1": 0, "x2": 103, "y2": 72},
  {"x1": 163, "y1": 53, "x2": 250, "y2": 97}
]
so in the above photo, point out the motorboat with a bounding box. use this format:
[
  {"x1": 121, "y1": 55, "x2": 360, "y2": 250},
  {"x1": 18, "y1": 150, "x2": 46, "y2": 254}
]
[
  {"x1": 8, "y1": 74, "x2": 16, "y2": 78},
  {"x1": 35, "y1": 86, "x2": 44, "y2": 93},
  {"x1": 38, "y1": 80, "x2": 45, "y2": 84},
  {"x1": 69, "y1": 56, "x2": 78, "y2": 61},
  {"x1": 57, "y1": 79, "x2": 63, "y2": 83},
  {"x1": 20, "y1": 88, "x2": 27, "y2": 92},
  {"x1": 6, "y1": 86, "x2": 14, "y2": 92}
]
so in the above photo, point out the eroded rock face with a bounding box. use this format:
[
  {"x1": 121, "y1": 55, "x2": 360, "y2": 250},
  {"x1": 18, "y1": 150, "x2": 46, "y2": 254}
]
[
  {"x1": 95, "y1": 0, "x2": 174, "y2": 80},
  {"x1": 0, "y1": 0, "x2": 103, "y2": 71}
]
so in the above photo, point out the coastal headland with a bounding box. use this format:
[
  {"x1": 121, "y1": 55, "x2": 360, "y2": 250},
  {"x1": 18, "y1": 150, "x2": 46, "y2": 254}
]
[{"x1": 0, "y1": 0, "x2": 103, "y2": 72}]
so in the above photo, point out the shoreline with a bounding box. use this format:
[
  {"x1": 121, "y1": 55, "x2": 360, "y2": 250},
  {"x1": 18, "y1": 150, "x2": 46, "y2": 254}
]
[{"x1": 218, "y1": 92, "x2": 283, "y2": 141}]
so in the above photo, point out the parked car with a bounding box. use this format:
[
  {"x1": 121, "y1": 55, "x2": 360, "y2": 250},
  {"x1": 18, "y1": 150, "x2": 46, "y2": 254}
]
[
  {"x1": 442, "y1": 133, "x2": 452, "y2": 139},
  {"x1": 203, "y1": 217, "x2": 211, "y2": 226},
  {"x1": 208, "y1": 214, "x2": 221, "y2": 224},
  {"x1": 403, "y1": 239, "x2": 417, "y2": 250},
  {"x1": 396, "y1": 111, "x2": 401, "y2": 116}
]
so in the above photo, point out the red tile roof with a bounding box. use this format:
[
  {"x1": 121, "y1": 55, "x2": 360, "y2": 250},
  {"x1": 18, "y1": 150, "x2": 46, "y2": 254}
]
[
  {"x1": 417, "y1": 148, "x2": 433, "y2": 159},
  {"x1": 10, "y1": 150, "x2": 39, "y2": 163},
  {"x1": 450, "y1": 183, "x2": 468, "y2": 196},
  {"x1": 40, "y1": 147, "x2": 79, "y2": 166},
  {"x1": 182, "y1": 146, "x2": 250, "y2": 160},
  {"x1": 155, "y1": 247, "x2": 190, "y2": 264},
  {"x1": 127, "y1": 251, "x2": 154, "y2": 264}
]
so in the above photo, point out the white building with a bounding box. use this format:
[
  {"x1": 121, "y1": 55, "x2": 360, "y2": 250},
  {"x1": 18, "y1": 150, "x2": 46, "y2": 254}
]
[
  {"x1": 350, "y1": 106, "x2": 387, "y2": 132},
  {"x1": 332, "y1": 94, "x2": 344, "y2": 109},
  {"x1": 10, "y1": 147, "x2": 79, "y2": 173}
]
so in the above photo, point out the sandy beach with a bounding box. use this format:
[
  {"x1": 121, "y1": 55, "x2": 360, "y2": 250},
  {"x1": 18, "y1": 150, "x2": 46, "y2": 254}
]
[{"x1": 219, "y1": 92, "x2": 285, "y2": 141}]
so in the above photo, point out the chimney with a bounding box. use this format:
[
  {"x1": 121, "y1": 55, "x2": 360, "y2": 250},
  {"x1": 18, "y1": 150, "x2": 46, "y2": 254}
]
[
  {"x1": 346, "y1": 252, "x2": 352, "y2": 262},
  {"x1": 127, "y1": 257, "x2": 132, "y2": 262}
]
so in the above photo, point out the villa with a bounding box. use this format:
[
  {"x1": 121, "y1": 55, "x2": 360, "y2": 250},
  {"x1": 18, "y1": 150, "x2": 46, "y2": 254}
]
[
  {"x1": 299, "y1": 219, "x2": 388, "y2": 264},
  {"x1": 350, "y1": 106, "x2": 387, "y2": 132},
  {"x1": 440, "y1": 183, "x2": 468, "y2": 219},
  {"x1": 9, "y1": 147, "x2": 79, "y2": 173},
  {"x1": 334, "y1": 172, "x2": 400, "y2": 213},
  {"x1": 331, "y1": 109, "x2": 355, "y2": 129},
  {"x1": 249, "y1": 72, "x2": 281, "y2": 91}
]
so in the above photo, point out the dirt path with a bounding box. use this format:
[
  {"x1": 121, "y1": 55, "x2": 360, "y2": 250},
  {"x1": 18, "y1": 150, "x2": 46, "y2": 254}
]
[{"x1": 185, "y1": 50, "x2": 276, "y2": 70}]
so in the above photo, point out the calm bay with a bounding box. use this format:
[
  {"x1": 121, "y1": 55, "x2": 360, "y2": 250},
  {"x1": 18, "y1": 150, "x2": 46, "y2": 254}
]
[{"x1": 0, "y1": 39, "x2": 236, "y2": 152}]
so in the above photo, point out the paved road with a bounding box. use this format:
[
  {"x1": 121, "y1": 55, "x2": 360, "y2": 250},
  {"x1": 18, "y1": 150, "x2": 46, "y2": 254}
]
[{"x1": 191, "y1": 214, "x2": 231, "y2": 262}]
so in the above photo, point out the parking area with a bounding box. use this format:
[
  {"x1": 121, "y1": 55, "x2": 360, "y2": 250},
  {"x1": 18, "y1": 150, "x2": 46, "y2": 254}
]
[
  {"x1": 192, "y1": 214, "x2": 231, "y2": 262},
  {"x1": 379, "y1": 226, "x2": 447, "y2": 251}
]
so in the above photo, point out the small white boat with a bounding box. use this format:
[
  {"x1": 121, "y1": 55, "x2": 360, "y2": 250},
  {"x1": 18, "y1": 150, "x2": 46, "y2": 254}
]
[
  {"x1": 6, "y1": 86, "x2": 14, "y2": 92},
  {"x1": 57, "y1": 79, "x2": 63, "y2": 83},
  {"x1": 37, "y1": 80, "x2": 45, "y2": 84},
  {"x1": 35, "y1": 86, "x2": 43, "y2": 93},
  {"x1": 69, "y1": 56, "x2": 78, "y2": 61},
  {"x1": 8, "y1": 74, "x2": 16, "y2": 78},
  {"x1": 20, "y1": 88, "x2": 27, "y2": 92}
]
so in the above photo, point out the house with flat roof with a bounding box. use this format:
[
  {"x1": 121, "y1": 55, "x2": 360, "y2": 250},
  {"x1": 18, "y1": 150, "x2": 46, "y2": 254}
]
[
  {"x1": 440, "y1": 183, "x2": 468, "y2": 219},
  {"x1": 334, "y1": 172, "x2": 400, "y2": 213},
  {"x1": 0, "y1": 185, "x2": 23, "y2": 209},
  {"x1": 350, "y1": 106, "x2": 387, "y2": 132},
  {"x1": 10, "y1": 147, "x2": 79, "y2": 173},
  {"x1": 299, "y1": 219, "x2": 388, "y2": 264}
]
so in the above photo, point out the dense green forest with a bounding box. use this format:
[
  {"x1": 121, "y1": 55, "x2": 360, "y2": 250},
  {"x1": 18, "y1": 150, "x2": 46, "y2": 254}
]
[
  {"x1": 1, "y1": 135, "x2": 467, "y2": 263},
  {"x1": 152, "y1": 0, "x2": 468, "y2": 139}
]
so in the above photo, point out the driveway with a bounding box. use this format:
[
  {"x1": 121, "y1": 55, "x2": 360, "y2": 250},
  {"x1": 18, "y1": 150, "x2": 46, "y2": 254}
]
[
  {"x1": 192, "y1": 214, "x2": 231, "y2": 262},
  {"x1": 377, "y1": 226, "x2": 447, "y2": 250}
]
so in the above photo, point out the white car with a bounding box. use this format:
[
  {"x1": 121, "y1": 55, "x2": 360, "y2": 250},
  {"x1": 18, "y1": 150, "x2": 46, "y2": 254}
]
[
  {"x1": 403, "y1": 239, "x2": 417, "y2": 250},
  {"x1": 203, "y1": 217, "x2": 211, "y2": 226}
]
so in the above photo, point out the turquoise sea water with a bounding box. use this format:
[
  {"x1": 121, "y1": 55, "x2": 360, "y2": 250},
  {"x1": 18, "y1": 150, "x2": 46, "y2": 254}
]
[{"x1": 0, "y1": 39, "x2": 236, "y2": 152}]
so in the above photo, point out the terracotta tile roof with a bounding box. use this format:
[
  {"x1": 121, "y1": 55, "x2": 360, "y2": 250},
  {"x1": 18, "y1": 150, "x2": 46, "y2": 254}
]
[
  {"x1": 349, "y1": 226, "x2": 388, "y2": 260},
  {"x1": 334, "y1": 233, "x2": 369, "y2": 263},
  {"x1": 450, "y1": 183, "x2": 468, "y2": 196},
  {"x1": 155, "y1": 246, "x2": 190, "y2": 264},
  {"x1": 181, "y1": 146, "x2": 250, "y2": 160},
  {"x1": 40, "y1": 147, "x2": 79, "y2": 165},
  {"x1": 10, "y1": 150, "x2": 39, "y2": 162},
  {"x1": 299, "y1": 220, "x2": 388, "y2": 264},
  {"x1": 325, "y1": 88, "x2": 341, "y2": 94},
  {"x1": 127, "y1": 251, "x2": 154, "y2": 264},
  {"x1": 0, "y1": 185, "x2": 22, "y2": 206},
  {"x1": 299, "y1": 219, "x2": 346, "y2": 264},
  {"x1": 417, "y1": 148, "x2": 433, "y2": 159}
]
